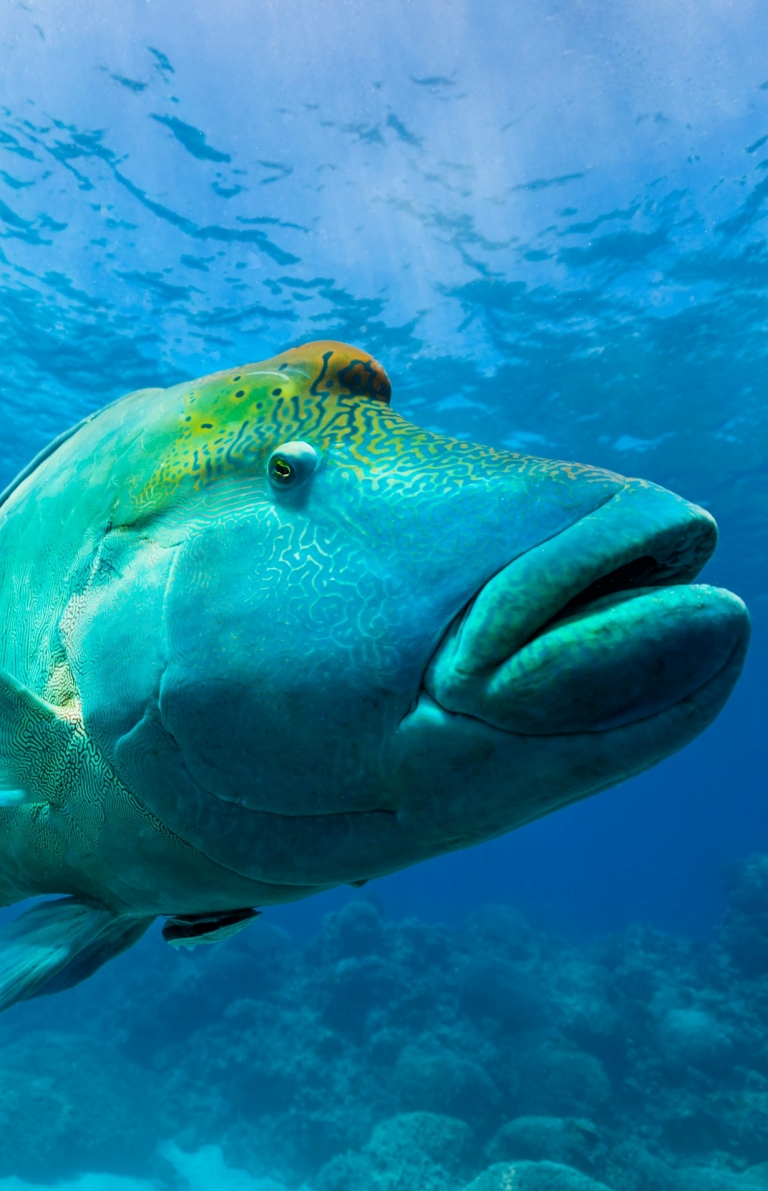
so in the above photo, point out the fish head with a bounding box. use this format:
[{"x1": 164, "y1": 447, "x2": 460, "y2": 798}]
[{"x1": 72, "y1": 341, "x2": 750, "y2": 891}]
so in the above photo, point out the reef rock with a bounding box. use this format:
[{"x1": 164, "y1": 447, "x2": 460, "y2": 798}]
[
  {"x1": 464, "y1": 1160, "x2": 615, "y2": 1191},
  {"x1": 315, "y1": 1112, "x2": 471, "y2": 1191}
]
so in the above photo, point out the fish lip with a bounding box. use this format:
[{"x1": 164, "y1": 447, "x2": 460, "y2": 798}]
[{"x1": 424, "y1": 480, "x2": 720, "y2": 712}]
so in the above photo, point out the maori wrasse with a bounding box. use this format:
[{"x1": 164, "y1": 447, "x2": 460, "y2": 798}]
[{"x1": 0, "y1": 341, "x2": 749, "y2": 1009}]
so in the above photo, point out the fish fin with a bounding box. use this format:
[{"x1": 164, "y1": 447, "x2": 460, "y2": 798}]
[
  {"x1": 0, "y1": 665, "x2": 74, "y2": 795},
  {"x1": 162, "y1": 907, "x2": 259, "y2": 949},
  {"x1": 0, "y1": 897, "x2": 154, "y2": 1012}
]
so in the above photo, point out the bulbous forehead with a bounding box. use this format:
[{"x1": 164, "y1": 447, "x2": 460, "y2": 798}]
[
  {"x1": 126, "y1": 340, "x2": 391, "y2": 518},
  {"x1": 109, "y1": 338, "x2": 622, "y2": 527},
  {"x1": 168, "y1": 339, "x2": 392, "y2": 452}
]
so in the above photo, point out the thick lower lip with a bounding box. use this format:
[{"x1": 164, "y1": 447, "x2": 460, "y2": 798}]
[{"x1": 425, "y1": 481, "x2": 750, "y2": 734}]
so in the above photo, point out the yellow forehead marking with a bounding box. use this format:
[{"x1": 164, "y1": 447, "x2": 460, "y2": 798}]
[
  {"x1": 127, "y1": 342, "x2": 392, "y2": 517},
  {"x1": 116, "y1": 339, "x2": 613, "y2": 525}
]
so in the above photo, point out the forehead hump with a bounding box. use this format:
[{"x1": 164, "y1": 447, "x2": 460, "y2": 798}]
[
  {"x1": 123, "y1": 341, "x2": 392, "y2": 520},
  {"x1": 274, "y1": 341, "x2": 392, "y2": 404},
  {"x1": 189, "y1": 339, "x2": 391, "y2": 430},
  {"x1": 208, "y1": 340, "x2": 392, "y2": 415}
]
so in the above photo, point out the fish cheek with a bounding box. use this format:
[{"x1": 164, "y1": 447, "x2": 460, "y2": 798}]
[{"x1": 157, "y1": 514, "x2": 403, "y2": 817}]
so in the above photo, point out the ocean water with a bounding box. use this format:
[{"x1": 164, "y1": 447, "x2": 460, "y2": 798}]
[{"x1": 1, "y1": 0, "x2": 767, "y2": 1187}]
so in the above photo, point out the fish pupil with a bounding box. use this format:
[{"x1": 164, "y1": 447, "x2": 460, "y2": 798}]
[{"x1": 273, "y1": 458, "x2": 292, "y2": 480}]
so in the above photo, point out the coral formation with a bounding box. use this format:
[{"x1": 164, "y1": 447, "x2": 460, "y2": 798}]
[{"x1": 4, "y1": 858, "x2": 768, "y2": 1190}]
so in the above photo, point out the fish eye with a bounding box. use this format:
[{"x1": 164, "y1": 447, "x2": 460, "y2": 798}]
[{"x1": 267, "y1": 441, "x2": 318, "y2": 490}]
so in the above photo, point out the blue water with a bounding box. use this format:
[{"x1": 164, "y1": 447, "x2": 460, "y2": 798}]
[{"x1": 1, "y1": 1, "x2": 768, "y2": 1187}]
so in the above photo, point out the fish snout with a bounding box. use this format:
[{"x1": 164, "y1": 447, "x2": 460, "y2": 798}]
[{"x1": 425, "y1": 482, "x2": 750, "y2": 735}]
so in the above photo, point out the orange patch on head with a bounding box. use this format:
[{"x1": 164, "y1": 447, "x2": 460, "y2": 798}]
[{"x1": 272, "y1": 341, "x2": 392, "y2": 404}]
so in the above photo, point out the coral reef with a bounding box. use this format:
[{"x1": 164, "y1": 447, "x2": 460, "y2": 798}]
[{"x1": 4, "y1": 857, "x2": 768, "y2": 1190}]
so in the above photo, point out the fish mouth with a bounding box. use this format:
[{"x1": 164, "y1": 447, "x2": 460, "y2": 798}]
[{"x1": 425, "y1": 481, "x2": 750, "y2": 735}]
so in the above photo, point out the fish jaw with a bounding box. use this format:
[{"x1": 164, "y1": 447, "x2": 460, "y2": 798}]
[
  {"x1": 435, "y1": 583, "x2": 748, "y2": 736},
  {"x1": 392, "y1": 479, "x2": 750, "y2": 848},
  {"x1": 388, "y1": 630, "x2": 747, "y2": 859},
  {"x1": 424, "y1": 478, "x2": 747, "y2": 731}
]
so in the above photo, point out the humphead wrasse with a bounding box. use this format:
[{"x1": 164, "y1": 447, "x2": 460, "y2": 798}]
[{"x1": 0, "y1": 341, "x2": 749, "y2": 1009}]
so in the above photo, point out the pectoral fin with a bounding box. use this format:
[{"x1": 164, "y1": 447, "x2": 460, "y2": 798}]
[
  {"x1": 0, "y1": 897, "x2": 153, "y2": 1012},
  {"x1": 162, "y1": 907, "x2": 259, "y2": 949}
]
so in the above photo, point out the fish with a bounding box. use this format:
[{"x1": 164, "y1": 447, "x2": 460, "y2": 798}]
[{"x1": 0, "y1": 340, "x2": 750, "y2": 1009}]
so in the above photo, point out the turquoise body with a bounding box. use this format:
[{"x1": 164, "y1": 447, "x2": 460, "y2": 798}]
[{"x1": 0, "y1": 341, "x2": 750, "y2": 1007}]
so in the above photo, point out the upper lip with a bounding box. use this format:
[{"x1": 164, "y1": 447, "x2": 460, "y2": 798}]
[{"x1": 427, "y1": 479, "x2": 718, "y2": 688}]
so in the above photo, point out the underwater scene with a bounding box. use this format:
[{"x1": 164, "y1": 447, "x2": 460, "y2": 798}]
[{"x1": 0, "y1": 0, "x2": 768, "y2": 1187}]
